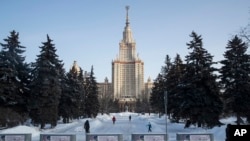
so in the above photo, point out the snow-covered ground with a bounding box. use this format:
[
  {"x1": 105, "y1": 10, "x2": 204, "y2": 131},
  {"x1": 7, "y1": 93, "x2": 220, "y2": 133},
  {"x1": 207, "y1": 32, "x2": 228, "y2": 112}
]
[{"x1": 0, "y1": 112, "x2": 233, "y2": 141}]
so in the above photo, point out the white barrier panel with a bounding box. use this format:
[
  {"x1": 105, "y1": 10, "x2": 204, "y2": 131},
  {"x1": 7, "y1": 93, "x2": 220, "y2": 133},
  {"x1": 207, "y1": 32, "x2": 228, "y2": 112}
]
[
  {"x1": 86, "y1": 134, "x2": 123, "y2": 141},
  {"x1": 131, "y1": 134, "x2": 167, "y2": 141},
  {"x1": 40, "y1": 134, "x2": 76, "y2": 141},
  {"x1": 176, "y1": 133, "x2": 214, "y2": 141},
  {"x1": 0, "y1": 134, "x2": 31, "y2": 141}
]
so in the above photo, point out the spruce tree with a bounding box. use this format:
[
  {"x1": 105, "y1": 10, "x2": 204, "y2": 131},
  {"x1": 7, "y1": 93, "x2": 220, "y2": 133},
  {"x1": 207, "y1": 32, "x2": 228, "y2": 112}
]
[
  {"x1": 166, "y1": 54, "x2": 185, "y2": 122},
  {"x1": 84, "y1": 66, "x2": 100, "y2": 118},
  {"x1": 60, "y1": 63, "x2": 86, "y2": 120},
  {"x1": 150, "y1": 55, "x2": 171, "y2": 116},
  {"x1": 162, "y1": 55, "x2": 172, "y2": 80},
  {"x1": 0, "y1": 30, "x2": 30, "y2": 126},
  {"x1": 77, "y1": 68, "x2": 86, "y2": 118},
  {"x1": 177, "y1": 31, "x2": 223, "y2": 128},
  {"x1": 69, "y1": 72, "x2": 81, "y2": 119},
  {"x1": 29, "y1": 35, "x2": 62, "y2": 128},
  {"x1": 220, "y1": 36, "x2": 250, "y2": 124},
  {"x1": 149, "y1": 73, "x2": 166, "y2": 115},
  {"x1": 150, "y1": 55, "x2": 171, "y2": 115},
  {"x1": 59, "y1": 67, "x2": 77, "y2": 123},
  {"x1": 59, "y1": 73, "x2": 73, "y2": 123}
]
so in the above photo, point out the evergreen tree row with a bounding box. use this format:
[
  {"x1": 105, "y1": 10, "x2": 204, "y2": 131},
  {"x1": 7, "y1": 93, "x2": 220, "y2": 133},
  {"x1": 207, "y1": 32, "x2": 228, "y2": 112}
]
[
  {"x1": 0, "y1": 30, "x2": 100, "y2": 128},
  {"x1": 150, "y1": 31, "x2": 250, "y2": 128}
]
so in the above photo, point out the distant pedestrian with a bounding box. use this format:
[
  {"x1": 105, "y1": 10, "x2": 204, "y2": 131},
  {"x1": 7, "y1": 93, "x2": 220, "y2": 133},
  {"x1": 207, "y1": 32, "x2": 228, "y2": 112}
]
[
  {"x1": 147, "y1": 122, "x2": 152, "y2": 132},
  {"x1": 84, "y1": 120, "x2": 90, "y2": 133},
  {"x1": 112, "y1": 116, "x2": 116, "y2": 124},
  {"x1": 184, "y1": 119, "x2": 191, "y2": 128},
  {"x1": 129, "y1": 115, "x2": 131, "y2": 121}
]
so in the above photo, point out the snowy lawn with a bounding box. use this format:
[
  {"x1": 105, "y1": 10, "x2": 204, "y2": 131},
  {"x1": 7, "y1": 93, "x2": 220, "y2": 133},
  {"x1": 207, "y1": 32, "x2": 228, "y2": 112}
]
[{"x1": 0, "y1": 112, "x2": 233, "y2": 141}]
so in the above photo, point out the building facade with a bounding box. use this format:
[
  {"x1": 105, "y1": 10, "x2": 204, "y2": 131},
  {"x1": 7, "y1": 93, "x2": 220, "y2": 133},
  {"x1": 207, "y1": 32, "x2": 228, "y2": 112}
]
[
  {"x1": 97, "y1": 77, "x2": 112, "y2": 99},
  {"x1": 111, "y1": 6, "x2": 145, "y2": 111},
  {"x1": 71, "y1": 6, "x2": 153, "y2": 112}
]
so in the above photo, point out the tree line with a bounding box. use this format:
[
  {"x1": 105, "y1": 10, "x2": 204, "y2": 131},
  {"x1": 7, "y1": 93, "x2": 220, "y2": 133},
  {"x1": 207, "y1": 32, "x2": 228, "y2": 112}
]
[
  {"x1": 150, "y1": 31, "x2": 250, "y2": 129},
  {"x1": 0, "y1": 31, "x2": 101, "y2": 129},
  {"x1": 1, "y1": 29, "x2": 250, "y2": 130}
]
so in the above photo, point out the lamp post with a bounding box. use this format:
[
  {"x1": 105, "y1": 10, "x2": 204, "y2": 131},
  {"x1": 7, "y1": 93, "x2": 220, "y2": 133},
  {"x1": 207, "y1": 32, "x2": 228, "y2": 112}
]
[{"x1": 164, "y1": 91, "x2": 168, "y2": 135}]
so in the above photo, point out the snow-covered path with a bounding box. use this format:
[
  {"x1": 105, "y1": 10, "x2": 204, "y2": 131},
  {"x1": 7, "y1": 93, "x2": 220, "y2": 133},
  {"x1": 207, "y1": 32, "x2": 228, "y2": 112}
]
[
  {"x1": 30, "y1": 112, "x2": 163, "y2": 141},
  {"x1": 88, "y1": 113, "x2": 163, "y2": 141},
  {"x1": 0, "y1": 112, "x2": 230, "y2": 141}
]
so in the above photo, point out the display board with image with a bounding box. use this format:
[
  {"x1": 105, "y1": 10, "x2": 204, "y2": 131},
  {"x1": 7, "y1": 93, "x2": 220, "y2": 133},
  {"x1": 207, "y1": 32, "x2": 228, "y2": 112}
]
[
  {"x1": 132, "y1": 134, "x2": 167, "y2": 141},
  {"x1": 176, "y1": 133, "x2": 213, "y2": 141},
  {"x1": 40, "y1": 134, "x2": 75, "y2": 141},
  {"x1": 86, "y1": 134, "x2": 122, "y2": 141},
  {"x1": 0, "y1": 134, "x2": 31, "y2": 141}
]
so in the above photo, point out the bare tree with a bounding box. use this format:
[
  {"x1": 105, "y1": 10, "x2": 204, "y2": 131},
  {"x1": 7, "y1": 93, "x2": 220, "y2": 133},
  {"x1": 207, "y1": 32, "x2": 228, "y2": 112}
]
[
  {"x1": 99, "y1": 91, "x2": 113, "y2": 115},
  {"x1": 240, "y1": 24, "x2": 250, "y2": 42},
  {"x1": 239, "y1": 9, "x2": 250, "y2": 43}
]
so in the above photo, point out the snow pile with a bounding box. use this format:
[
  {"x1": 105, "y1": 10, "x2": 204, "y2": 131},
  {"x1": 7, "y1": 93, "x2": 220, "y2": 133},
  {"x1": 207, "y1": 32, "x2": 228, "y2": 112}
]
[{"x1": 0, "y1": 125, "x2": 40, "y2": 135}]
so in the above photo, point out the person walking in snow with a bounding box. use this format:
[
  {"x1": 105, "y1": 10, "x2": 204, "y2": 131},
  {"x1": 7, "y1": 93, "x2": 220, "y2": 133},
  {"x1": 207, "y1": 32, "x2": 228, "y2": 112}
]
[
  {"x1": 112, "y1": 116, "x2": 116, "y2": 124},
  {"x1": 147, "y1": 122, "x2": 152, "y2": 132},
  {"x1": 84, "y1": 120, "x2": 90, "y2": 133},
  {"x1": 129, "y1": 115, "x2": 131, "y2": 121}
]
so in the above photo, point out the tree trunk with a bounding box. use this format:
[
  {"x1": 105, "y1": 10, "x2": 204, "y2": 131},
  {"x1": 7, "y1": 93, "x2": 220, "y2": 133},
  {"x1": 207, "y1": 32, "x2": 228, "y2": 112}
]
[{"x1": 236, "y1": 114, "x2": 241, "y2": 125}]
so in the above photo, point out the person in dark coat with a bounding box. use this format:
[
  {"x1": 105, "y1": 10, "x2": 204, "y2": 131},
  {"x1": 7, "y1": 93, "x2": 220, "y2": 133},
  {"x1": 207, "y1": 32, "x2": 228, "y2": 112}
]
[
  {"x1": 184, "y1": 119, "x2": 191, "y2": 128},
  {"x1": 84, "y1": 120, "x2": 90, "y2": 133},
  {"x1": 129, "y1": 115, "x2": 131, "y2": 121},
  {"x1": 112, "y1": 116, "x2": 116, "y2": 124},
  {"x1": 147, "y1": 122, "x2": 152, "y2": 132}
]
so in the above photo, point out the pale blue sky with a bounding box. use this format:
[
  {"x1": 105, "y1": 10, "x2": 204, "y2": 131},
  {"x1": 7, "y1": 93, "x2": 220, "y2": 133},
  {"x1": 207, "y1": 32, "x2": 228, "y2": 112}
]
[{"x1": 1, "y1": 0, "x2": 250, "y2": 82}]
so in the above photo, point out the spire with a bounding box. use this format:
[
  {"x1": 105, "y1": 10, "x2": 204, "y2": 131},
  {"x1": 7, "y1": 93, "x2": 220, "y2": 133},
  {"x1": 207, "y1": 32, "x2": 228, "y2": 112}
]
[
  {"x1": 126, "y1": 5, "x2": 130, "y2": 26},
  {"x1": 122, "y1": 5, "x2": 134, "y2": 43}
]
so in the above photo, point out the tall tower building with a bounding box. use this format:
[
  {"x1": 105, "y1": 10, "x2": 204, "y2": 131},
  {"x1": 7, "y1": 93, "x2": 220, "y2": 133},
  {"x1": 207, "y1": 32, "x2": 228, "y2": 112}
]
[{"x1": 112, "y1": 6, "x2": 144, "y2": 111}]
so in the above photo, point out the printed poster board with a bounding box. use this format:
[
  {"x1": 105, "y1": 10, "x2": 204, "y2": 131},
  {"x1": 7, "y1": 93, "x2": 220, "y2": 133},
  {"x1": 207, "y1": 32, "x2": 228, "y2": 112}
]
[
  {"x1": 190, "y1": 135, "x2": 211, "y2": 141},
  {"x1": 0, "y1": 134, "x2": 31, "y2": 141},
  {"x1": 0, "y1": 135, "x2": 25, "y2": 141},
  {"x1": 98, "y1": 136, "x2": 118, "y2": 141},
  {"x1": 132, "y1": 134, "x2": 167, "y2": 141},
  {"x1": 40, "y1": 134, "x2": 75, "y2": 141},
  {"x1": 176, "y1": 133, "x2": 213, "y2": 141},
  {"x1": 86, "y1": 134, "x2": 122, "y2": 141}
]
